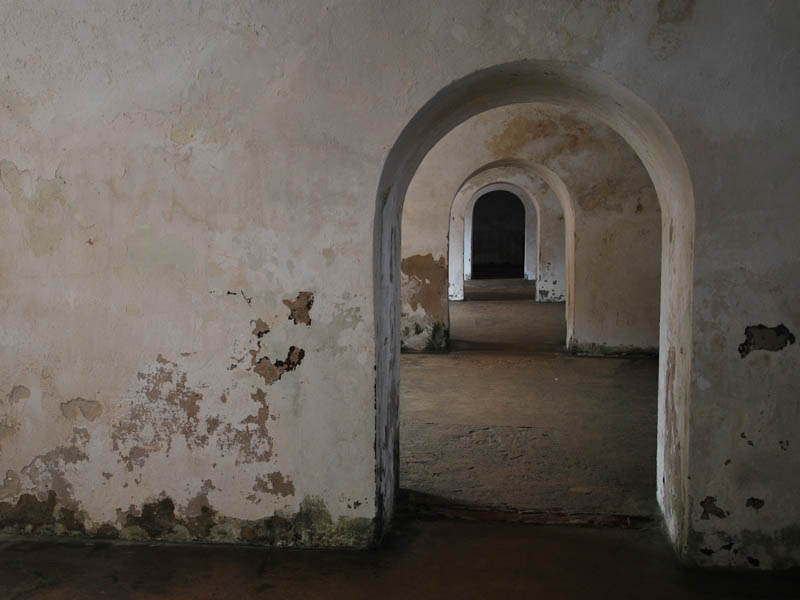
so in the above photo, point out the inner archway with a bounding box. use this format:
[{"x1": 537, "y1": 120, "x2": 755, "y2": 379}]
[
  {"x1": 469, "y1": 190, "x2": 526, "y2": 280},
  {"x1": 374, "y1": 60, "x2": 695, "y2": 556}
]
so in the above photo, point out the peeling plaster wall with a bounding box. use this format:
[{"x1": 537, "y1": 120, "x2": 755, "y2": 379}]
[
  {"x1": 402, "y1": 104, "x2": 661, "y2": 353},
  {"x1": 0, "y1": 2, "x2": 377, "y2": 546},
  {"x1": 0, "y1": 1, "x2": 797, "y2": 567}
]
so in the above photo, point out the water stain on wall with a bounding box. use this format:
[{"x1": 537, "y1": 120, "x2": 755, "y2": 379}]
[
  {"x1": 0, "y1": 159, "x2": 70, "y2": 257},
  {"x1": 60, "y1": 398, "x2": 103, "y2": 421},
  {"x1": 7, "y1": 385, "x2": 30, "y2": 403}
]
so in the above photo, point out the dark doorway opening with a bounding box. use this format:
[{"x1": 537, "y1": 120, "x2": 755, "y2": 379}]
[{"x1": 471, "y1": 190, "x2": 525, "y2": 279}]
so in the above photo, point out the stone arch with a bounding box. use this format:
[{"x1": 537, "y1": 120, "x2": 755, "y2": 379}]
[
  {"x1": 374, "y1": 60, "x2": 695, "y2": 552},
  {"x1": 449, "y1": 180, "x2": 539, "y2": 299},
  {"x1": 447, "y1": 160, "x2": 573, "y2": 312}
]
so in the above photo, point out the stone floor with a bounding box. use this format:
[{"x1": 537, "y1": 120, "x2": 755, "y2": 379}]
[
  {"x1": 400, "y1": 279, "x2": 658, "y2": 519},
  {"x1": 2, "y1": 519, "x2": 797, "y2": 599}
]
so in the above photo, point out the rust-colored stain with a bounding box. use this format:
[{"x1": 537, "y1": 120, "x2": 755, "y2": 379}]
[
  {"x1": 577, "y1": 178, "x2": 624, "y2": 212},
  {"x1": 486, "y1": 116, "x2": 558, "y2": 157},
  {"x1": 401, "y1": 254, "x2": 448, "y2": 321},
  {"x1": 485, "y1": 114, "x2": 595, "y2": 163},
  {"x1": 253, "y1": 471, "x2": 296, "y2": 497},
  {"x1": 283, "y1": 292, "x2": 314, "y2": 326}
]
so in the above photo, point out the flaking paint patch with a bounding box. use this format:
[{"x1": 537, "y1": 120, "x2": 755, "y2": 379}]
[
  {"x1": 253, "y1": 472, "x2": 296, "y2": 497},
  {"x1": 113, "y1": 355, "x2": 209, "y2": 471},
  {"x1": 21, "y1": 428, "x2": 91, "y2": 511},
  {"x1": 401, "y1": 254, "x2": 448, "y2": 321},
  {"x1": 249, "y1": 344, "x2": 305, "y2": 386},
  {"x1": 283, "y1": 292, "x2": 314, "y2": 326}
]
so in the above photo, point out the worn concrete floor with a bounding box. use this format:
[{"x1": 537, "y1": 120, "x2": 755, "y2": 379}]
[
  {"x1": 400, "y1": 279, "x2": 658, "y2": 519},
  {"x1": 2, "y1": 520, "x2": 798, "y2": 599}
]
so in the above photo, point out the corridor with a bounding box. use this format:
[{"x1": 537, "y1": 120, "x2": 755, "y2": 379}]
[{"x1": 400, "y1": 280, "x2": 658, "y2": 520}]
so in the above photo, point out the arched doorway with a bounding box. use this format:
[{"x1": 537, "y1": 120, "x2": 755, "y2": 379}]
[
  {"x1": 469, "y1": 190, "x2": 526, "y2": 280},
  {"x1": 448, "y1": 160, "x2": 572, "y2": 307},
  {"x1": 374, "y1": 60, "x2": 695, "y2": 553}
]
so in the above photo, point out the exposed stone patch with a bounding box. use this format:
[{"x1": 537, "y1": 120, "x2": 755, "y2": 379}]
[
  {"x1": 401, "y1": 254, "x2": 448, "y2": 321},
  {"x1": 60, "y1": 397, "x2": 103, "y2": 421},
  {"x1": 7, "y1": 384, "x2": 30, "y2": 403},
  {"x1": 251, "y1": 318, "x2": 270, "y2": 338},
  {"x1": 253, "y1": 472, "x2": 296, "y2": 497},
  {"x1": 700, "y1": 496, "x2": 727, "y2": 520},
  {"x1": 745, "y1": 497, "x2": 765, "y2": 511},
  {"x1": 283, "y1": 292, "x2": 314, "y2": 326},
  {"x1": 738, "y1": 324, "x2": 795, "y2": 358},
  {"x1": 250, "y1": 346, "x2": 305, "y2": 386}
]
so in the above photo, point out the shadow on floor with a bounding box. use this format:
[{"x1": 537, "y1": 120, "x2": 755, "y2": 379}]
[{"x1": 1, "y1": 515, "x2": 798, "y2": 599}]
